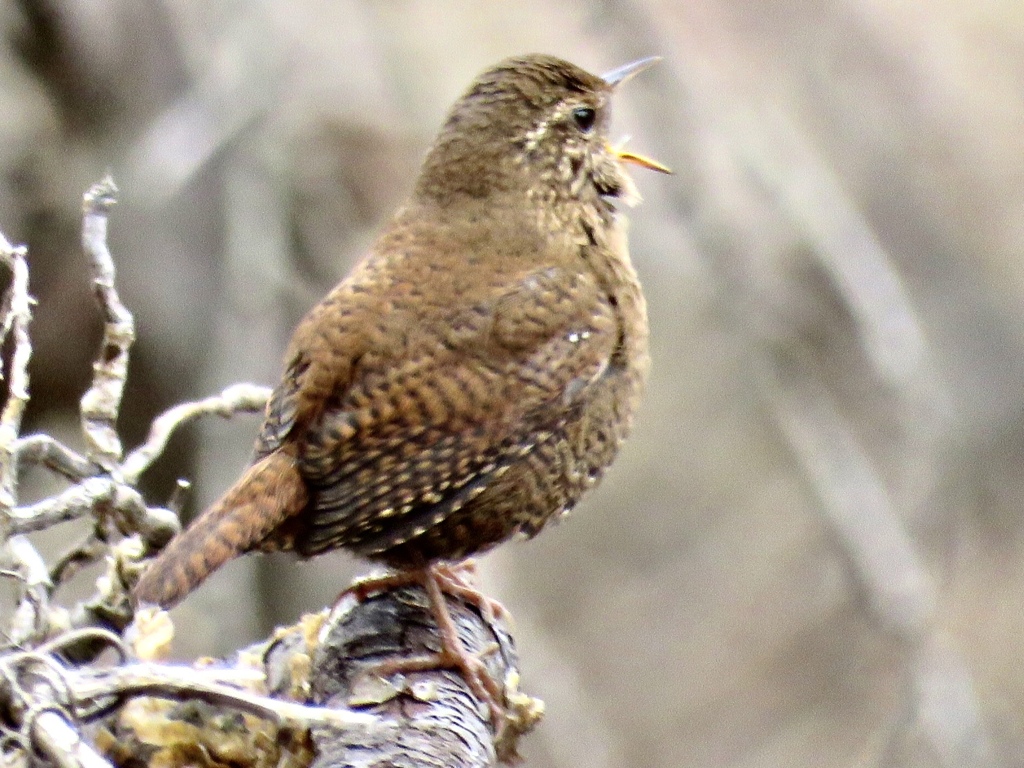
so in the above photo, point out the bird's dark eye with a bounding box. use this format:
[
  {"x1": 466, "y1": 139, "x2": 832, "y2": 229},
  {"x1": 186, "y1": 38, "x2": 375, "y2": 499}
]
[{"x1": 572, "y1": 106, "x2": 596, "y2": 132}]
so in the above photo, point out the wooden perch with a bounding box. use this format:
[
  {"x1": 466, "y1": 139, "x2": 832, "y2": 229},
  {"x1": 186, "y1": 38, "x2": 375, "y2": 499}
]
[
  {"x1": 301, "y1": 583, "x2": 542, "y2": 766},
  {"x1": 93, "y1": 582, "x2": 541, "y2": 768}
]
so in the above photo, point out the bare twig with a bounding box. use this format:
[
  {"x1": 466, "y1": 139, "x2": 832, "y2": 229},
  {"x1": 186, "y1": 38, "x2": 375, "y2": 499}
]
[
  {"x1": 6, "y1": 479, "x2": 119, "y2": 535},
  {"x1": 2, "y1": 664, "x2": 114, "y2": 768},
  {"x1": 1, "y1": 630, "x2": 377, "y2": 765},
  {"x1": 50, "y1": 535, "x2": 107, "y2": 590},
  {"x1": 0, "y1": 254, "x2": 18, "y2": 346},
  {"x1": 2, "y1": 536, "x2": 52, "y2": 646},
  {"x1": 0, "y1": 232, "x2": 33, "y2": 513},
  {"x1": 4, "y1": 478, "x2": 178, "y2": 556},
  {"x1": 79, "y1": 176, "x2": 135, "y2": 471},
  {"x1": 66, "y1": 538, "x2": 146, "y2": 636},
  {"x1": 68, "y1": 664, "x2": 378, "y2": 731},
  {"x1": 166, "y1": 479, "x2": 191, "y2": 515},
  {"x1": 15, "y1": 436, "x2": 95, "y2": 482},
  {"x1": 120, "y1": 383, "x2": 272, "y2": 485},
  {"x1": 99, "y1": 485, "x2": 179, "y2": 548},
  {"x1": 31, "y1": 711, "x2": 113, "y2": 768},
  {"x1": 0, "y1": 641, "x2": 115, "y2": 768}
]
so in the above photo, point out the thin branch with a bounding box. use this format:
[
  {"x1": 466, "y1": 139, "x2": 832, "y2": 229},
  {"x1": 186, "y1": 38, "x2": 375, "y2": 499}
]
[
  {"x1": 0, "y1": 253, "x2": 17, "y2": 347},
  {"x1": 120, "y1": 383, "x2": 272, "y2": 485},
  {"x1": 68, "y1": 664, "x2": 378, "y2": 731},
  {"x1": 0, "y1": 638, "x2": 116, "y2": 768},
  {"x1": 79, "y1": 176, "x2": 134, "y2": 471},
  {"x1": 66, "y1": 538, "x2": 146, "y2": 638},
  {"x1": 49, "y1": 534, "x2": 106, "y2": 590},
  {"x1": 166, "y1": 478, "x2": 190, "y2": 515},
  {"x1": 101, "y1": 485, "x2": 180, "y2": 547},
  {"x1": 2, "y1": 536, "x2": 52, "y2": 646},
  {"x1": 1, "y1": 632, "x2": 382, "y2": 765},
  {"x1": 5, "y1": 480, "x2": 110, "y2": 534},
  {"x1": 0, "y1": 232, "x2": 33, "y2": 513},
  {"x1": 5, "y1": 478, "x2": 178, "y2": 547},
  {"x1": 31, "y1": 711, "x2": 113, "y2": 768},
  {"x1": 15, "y1": 435, "x2": 95, "y2": 482}
]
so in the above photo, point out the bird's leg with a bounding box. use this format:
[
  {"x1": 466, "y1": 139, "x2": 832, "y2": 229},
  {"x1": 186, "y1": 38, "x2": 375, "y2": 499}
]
[
  {"x1": 341, "y1": 559, "x2": 510, "y2": 625},
  {"x1": 377, "y1": 568, "x2": 506, "y2": 726},
  {"x1": 339, "y1": 562, "x2": 508, "y2": 730},
  {"x1": 342, "y1": 568, "x2": 425, "y2": 602},
  {"x1": 430, "y1": 561, "x2": 511, "y2": 625}
]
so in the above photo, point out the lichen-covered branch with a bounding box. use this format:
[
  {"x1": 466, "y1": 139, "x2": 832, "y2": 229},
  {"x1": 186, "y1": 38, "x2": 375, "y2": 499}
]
[
  {"x1": 71, "y1": 663, "x2": 377, "y2": 731},
  {"x1": 303, "y1": 587, "x2": 541, "y2": 767},
  {"x1": 2, "y1": 535, "x2": 51, "y2": 646},
  {"x1": 120, "y1": 383, "x2": 272, "y2": 485},
  {"x1": 0, "y1": 627, "x2": 370, "y2": 768},
  {"x1": 93, "y1": 589, "x2": 537, "y2": 768},
  {"x1": 33, "y1": 711, "x2": 114, "y2": 768},
  {"x1": 0, "y1": 231, "x2": 32, "y2": 513},
  {"x1": 79, "y1": 176, "x2": 135, "y2": 471},
  {"x1": 14, "y1": 435, "x2": 95, "y2": 481},
  {"x1": 4, "y1": 478, "x2": 179, "y2": 547}
]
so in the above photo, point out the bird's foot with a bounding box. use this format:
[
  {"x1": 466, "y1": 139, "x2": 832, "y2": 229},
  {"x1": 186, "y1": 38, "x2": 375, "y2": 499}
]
[
  {"x1": 340, "y1": 560, "x2": 510, "y2": 626},
  {"x1": 341, "y1": 568, "x2": 424, "y2": 602},
  {"x1": 430, "y1": 561, "x2": 511, "y2": 626},
  {"x1": 339, "y1": 562, "x2": 509, "y2": 732},
  {"x1": 371, "y1": 644, "x2": 505, "y2": 731}
]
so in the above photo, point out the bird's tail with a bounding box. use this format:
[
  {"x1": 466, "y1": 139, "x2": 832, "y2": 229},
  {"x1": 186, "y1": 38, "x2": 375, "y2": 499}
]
[{"x1": 131, "y1": 449, "x2": 308, "y2": 609}]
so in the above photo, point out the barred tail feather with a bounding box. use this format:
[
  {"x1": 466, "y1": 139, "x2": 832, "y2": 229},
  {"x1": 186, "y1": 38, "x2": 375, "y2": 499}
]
[{"x1": 132, "y1": 450, "x2": 307, "y2": 609}]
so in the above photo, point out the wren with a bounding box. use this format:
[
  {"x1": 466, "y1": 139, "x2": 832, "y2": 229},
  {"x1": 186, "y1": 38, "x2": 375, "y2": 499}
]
[{"x1": 133, "y1": 53, "x2": 668, "y2": 722}]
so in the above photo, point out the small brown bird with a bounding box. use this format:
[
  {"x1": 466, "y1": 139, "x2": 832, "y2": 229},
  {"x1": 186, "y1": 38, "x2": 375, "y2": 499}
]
[{"x1": 133, "y1": 53, "x2": 668, "y2": 721}]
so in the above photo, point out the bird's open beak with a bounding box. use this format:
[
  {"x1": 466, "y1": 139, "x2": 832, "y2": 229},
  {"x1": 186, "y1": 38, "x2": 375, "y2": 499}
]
[
  {"x1": 613, "y1": 146, "x2": 672, "y2": 174},
  {"x1": 603, "y1": 57, "x2": 672, "y2": 175},
  {"x1": 602, "y1": 56, "x2": 662, "y2": 89}
]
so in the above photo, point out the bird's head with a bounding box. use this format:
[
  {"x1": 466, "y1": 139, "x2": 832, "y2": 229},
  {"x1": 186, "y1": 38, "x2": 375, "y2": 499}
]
[{"x1": 417, "y1": 54, "x2": 670, "y2": 214}]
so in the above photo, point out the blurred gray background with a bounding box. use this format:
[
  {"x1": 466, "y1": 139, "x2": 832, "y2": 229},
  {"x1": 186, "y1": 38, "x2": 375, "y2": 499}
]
[{"x1": 3, "y1": 1, "x2": 1024, "y2": 766}]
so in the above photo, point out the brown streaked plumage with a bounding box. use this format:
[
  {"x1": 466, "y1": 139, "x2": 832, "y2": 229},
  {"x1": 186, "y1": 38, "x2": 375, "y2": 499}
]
[{"x1": 133, "y1": 53, "x2": 667, "y2": 719}]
